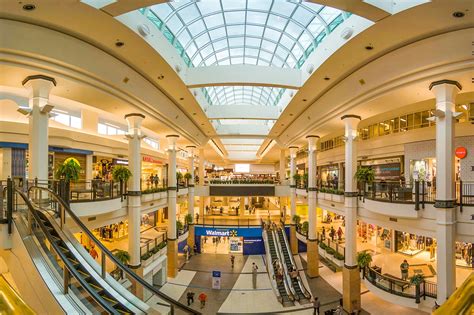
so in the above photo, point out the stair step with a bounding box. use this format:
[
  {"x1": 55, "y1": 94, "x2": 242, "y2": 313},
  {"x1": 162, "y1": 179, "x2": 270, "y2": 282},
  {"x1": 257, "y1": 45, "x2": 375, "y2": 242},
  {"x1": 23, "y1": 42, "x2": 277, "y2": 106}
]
[
  {"x1": 100, "y1": 295, "x2": 118, "y2": 306},
  {"x1": 67, "y1": 257, "x2": 80, "y2": 267},
  {"x1": 77, "y1": 269, "x2": 91, "y2": 280}
]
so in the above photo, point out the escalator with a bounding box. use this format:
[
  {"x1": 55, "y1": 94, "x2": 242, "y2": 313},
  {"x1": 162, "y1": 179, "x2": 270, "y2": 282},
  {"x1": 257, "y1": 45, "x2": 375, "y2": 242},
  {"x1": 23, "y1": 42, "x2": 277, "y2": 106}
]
[
  {"x1": 275, "y1": 227, "x2": 311, "y2": 304},
  {"x1": 15, "y1": 188, "x2": 139, "y2": 314},
  {"x1": 3, "y1": 180, "x2": 200, "y2": 315},
  {"x1": 264, "y1": 228, "x2": 294, "y2": 306}
]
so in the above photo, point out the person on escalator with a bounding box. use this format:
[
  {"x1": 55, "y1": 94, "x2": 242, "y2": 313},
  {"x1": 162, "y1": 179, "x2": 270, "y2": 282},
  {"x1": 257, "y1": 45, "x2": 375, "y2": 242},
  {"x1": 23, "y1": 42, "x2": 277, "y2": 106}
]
[
  {"x1": 89, "y1": 245, "x2": 98, "y2": 260},
  {"x1": 289, "y1": 267, "x2": 298, "y2": 280}
]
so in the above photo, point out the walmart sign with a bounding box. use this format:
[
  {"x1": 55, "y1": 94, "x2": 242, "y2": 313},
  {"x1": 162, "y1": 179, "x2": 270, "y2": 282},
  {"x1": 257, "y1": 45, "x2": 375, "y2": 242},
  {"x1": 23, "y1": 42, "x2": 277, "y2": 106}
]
[{"x1": 195, "y1": 226, "x2": 262, "y2": 237}]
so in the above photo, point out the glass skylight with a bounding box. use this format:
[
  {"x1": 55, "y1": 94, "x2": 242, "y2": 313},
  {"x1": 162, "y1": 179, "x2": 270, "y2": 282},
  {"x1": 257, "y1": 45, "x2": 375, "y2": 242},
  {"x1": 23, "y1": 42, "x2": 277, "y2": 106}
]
[
  {"x1": 147, "y1": 0, "x2": 346, "y2": 69},
  {"x1": 205, "y1": 85, "x2": 286, "y2": 107}
]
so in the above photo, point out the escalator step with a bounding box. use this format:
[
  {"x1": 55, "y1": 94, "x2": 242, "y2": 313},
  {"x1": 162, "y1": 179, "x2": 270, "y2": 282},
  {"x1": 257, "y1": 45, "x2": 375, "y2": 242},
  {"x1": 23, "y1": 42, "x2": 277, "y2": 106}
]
[
  {"x1": 67, "y1": 257, "x2": 80, "y2": 267},
  {"x1": 100, "y1": 295, "x2": 118, "y2": 306},
  {"x1": 58, "y1": 245, "x2": 70, "y2": 253},
  {"x1": 88, "y1": 283, "x2": 104, "y2": 294},
  {"x1": 116, "y1": 309, "x2": 132, "y2": 314},
  {"x1": 77, "y1": 269, "x2": 91, "y2": 280}
]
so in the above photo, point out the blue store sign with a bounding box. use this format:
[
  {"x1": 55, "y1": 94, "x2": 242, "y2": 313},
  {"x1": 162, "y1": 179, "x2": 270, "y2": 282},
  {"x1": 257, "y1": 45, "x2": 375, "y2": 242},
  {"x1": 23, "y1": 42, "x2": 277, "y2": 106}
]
[{"x1": 194, "y1": 226, "x2": 263, "y2": 237}]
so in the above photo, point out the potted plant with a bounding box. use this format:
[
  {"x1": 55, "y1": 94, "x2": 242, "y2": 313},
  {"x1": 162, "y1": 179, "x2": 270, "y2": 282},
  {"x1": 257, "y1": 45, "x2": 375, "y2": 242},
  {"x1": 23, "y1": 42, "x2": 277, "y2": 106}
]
[
  {"x1": 357, "y1": 251, "x2": 373, "y2": 279},
  {"x1": 303, "y1": 173, "x2": 309, "y2": 189},
  {"x1": 355, "y1": 167, "x2": 375, "y2": 198},
  {"x1": 301, "y1": 221, "x2": 309, "y2": 236},
  {"x1": 112, "y1": 165, "x2": 132, "y2": 198},
  {"x1": 176, "y1": 220, "x2": 184, "y2": 234},
  {"x1": 184, "y1": 213, "x2": 193, "y2": 225},
  {"x1": 113, "y1": 250, "x2": 130, "y2": 279},
  {"x1": 292, "y1": 174, "x2": 301, "y2": 188},
  {"x1": 410, "y1": 273, "x2": 425, "y2": 303},
  {"x1": 55, "y1": 158, "x2": 82, "y2": 202},
  {"x1": 292, "y1": 214, "x2": 301, "y2": 226},
  {"x1": 184, "y1": 172, "x2": 192, "y2": 187},
  {"x1": 176, "y1": 172, "x2": 183, "y2": 189}
]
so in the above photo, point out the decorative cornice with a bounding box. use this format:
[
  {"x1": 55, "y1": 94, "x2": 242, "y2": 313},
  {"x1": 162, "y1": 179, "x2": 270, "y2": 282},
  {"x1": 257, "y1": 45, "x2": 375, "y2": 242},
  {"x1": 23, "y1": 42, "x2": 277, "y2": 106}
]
[
  {"x1": 166, "y1": 135, "x2": 180, "y2": 138},
  {"x1": 167, "y1": 186, "x2": 177, "y2": 191},
  {"x1": 305, "y1": 135, "x2": 320, "y2": 139},
  {"x1": 288, "y1": 146, "x2": 299, "y2": 149},
  {"x1": 188, "y1": 184, "x2": 195, "y2": 187},
  {"x1": 307, "y1": 238, "x2": 317, "y2": 242},
  {"x1": 22, "y1": 74, "x2": 57, "y2": 86},
  {"x1": 124, "y1": 113, "x2": 145, "y2": 119},
  {"x1": 128, "y1": 263, "x2": 142, "y2": 269},
  {"x1": 341, "y1": 114, "x2": 361, "y2": 121},
  {"x1": 429, "y1": 79, "x2": 462, "y2": 91},
  {"x1": 308, "y1": 187, "x2": 318, "y2": 191},
  {"x1": 344, "y1": 264, "x2": 358, "y2": 270},
  {"x1": 290, "y1": 185, "x2": 297, "y2": 188},
  {"x1": 127, "y1": 190, "x2": 141, "y2": 196},
  {"x1": 434, "y1": 199, "x2": 456, "y2": 209},
  {"x1": 344, "y1": 191, "x2": 358, "y2": 197}
]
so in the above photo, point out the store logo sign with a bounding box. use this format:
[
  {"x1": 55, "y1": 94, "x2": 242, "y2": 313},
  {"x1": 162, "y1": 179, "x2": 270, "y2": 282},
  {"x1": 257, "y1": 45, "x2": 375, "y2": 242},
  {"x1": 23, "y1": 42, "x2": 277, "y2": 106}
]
[
  {"x1": 455, "y1": 147, "x2": 467, "y2": 159},
  {"x1": 205, "y1": 229, "x2": 237, "y2": 237}
]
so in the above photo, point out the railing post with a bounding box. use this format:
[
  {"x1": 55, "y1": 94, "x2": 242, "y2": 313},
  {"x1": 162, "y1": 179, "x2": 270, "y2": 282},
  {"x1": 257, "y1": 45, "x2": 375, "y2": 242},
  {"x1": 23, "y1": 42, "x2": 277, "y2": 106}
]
[
  {"x1": 459, "y1": 180, "x2": 463, "y2": 212},
  {"x1": 414, "y1": 180, "x2": 420, "y2": 210},
  {"x1": 371, "y1": 181, "x2": 375, "y2": 200},
  {"x1": 389, "y1": 183, "x2": 393, "y2": 202},
  {"x1": 6, "y1": 177, "x2": 13, "y2": 234},
  {"x1": 63, "y1": 267, "x2": 70, "y2": 294},
  {"x1": 101, "y1": 251, "x2": 106, "y2": 279},
  {"x1": 421, "y1": 180, "x2": 425, "y2": 209}
]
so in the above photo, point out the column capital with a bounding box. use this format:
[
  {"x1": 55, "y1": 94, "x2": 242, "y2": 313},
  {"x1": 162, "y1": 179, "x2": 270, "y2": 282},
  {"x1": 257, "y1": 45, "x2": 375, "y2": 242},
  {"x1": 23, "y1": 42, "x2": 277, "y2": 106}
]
[
  {"x1": 125, "y1": 113, "x2": 145, "y2": 136},
  {"x1": 22, "y1": 75, "x2": 56, "y2": 99},
  {"x1": 306, "y1": 135, "x2": 319, "y2": 152},
  {"x1": 429, "y1": 79, "x2": 462, "y2": 91},
  {"x1": 289, "y1": 146, "x2": 298, "y2": 157},
  {"x1": 166, "y1": 135, "x2": 179, "y2": 150},
  {"x1": 186, "y1": 145, "x2": 196, "y2": 156},
  {"x1": 340, "y1": 114, "x2": 361, "y2": 121}
]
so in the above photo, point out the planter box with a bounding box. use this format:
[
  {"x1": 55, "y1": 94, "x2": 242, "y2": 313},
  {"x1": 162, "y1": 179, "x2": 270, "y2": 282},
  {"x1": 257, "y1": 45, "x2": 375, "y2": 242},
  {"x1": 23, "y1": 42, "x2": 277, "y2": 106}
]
[{"x1": 331, "y1": 194, "x2": 344, "y2": 203}]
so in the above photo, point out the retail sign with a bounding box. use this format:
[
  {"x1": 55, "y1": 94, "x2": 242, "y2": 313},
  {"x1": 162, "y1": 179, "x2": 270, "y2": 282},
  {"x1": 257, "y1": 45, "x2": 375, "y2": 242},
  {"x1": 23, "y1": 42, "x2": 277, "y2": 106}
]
[
  {"x1": 212, "y1": 271, "x2": 221, "y2": 289},
  {"x1": 204, "y1": 229, "x2": 237, "y2": 237},
  {"x1": 143, "y1": 156, "x2": 162, "y2": 164},
  {"x1": 112, "y1": 158, "x2": 128, "y2": 165},
  {"x1": 455, "y1": 147, "x2": 467, "y2": 159}
]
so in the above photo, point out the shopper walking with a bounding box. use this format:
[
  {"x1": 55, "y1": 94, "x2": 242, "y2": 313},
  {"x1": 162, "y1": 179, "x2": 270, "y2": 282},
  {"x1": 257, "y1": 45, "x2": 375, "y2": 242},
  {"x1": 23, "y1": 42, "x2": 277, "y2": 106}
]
[
  {"x1": 89, "y1": 245, "x2": 98, "y2": 260},
  {"x1": 337, "y1": 227, "x2": 343, "y2": 241},
  {"x1": 198, "y1": 292, "x2": 207, "y2": 309},
  {"x1": 400, "y1": 259, "x2": 409, "y2": 280},
  {"x1": 252, "y1": 262, "x2": 259, "y2": 289},
  {"x1": 312, "y1": 297, "x2": 320, "y2": 315},
  {"x1": 186, "y1": 291, "x2": 195, "y2": 306}
]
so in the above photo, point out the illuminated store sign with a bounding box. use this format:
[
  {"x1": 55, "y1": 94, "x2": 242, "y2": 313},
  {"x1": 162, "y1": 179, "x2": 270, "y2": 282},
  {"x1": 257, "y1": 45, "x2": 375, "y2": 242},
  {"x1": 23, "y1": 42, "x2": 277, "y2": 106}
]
[{"x1": 204, "y1": 229, "x2": 237, "y2": 237}]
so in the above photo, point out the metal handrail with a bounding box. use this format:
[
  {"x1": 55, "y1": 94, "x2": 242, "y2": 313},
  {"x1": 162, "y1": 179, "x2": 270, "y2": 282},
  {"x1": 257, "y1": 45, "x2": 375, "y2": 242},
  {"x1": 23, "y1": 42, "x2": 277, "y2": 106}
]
[
  {"x1": 28, "y1": 186, "x2": 200, "y2": 315},
  {"x1": 14, "y1": 188, "x2": 120, "y2": 314}
]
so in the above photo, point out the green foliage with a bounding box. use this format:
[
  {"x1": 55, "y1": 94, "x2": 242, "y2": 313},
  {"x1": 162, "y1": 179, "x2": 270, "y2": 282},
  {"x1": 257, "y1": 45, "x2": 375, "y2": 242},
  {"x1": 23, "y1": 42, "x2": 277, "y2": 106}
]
[
  {"x1": 357, "y1": 251, "x2": 373, "y2": 268},
  {"x1": 176, "y1": 172, "x2": 183, "y2": 180},
  {"x1": 301, "y1": 221, "x2": 309, "y2": 234},
  {"x1": 55, "y1": 158, "x2": 81, "y2": 181},
  {"x1": 293, "y1": 173, "x2": 301, "y2": 182},
  {"x1": 113, "y1": 250, "x2": 130, "y2": 265},
  {"x1": 141, "y1": 240, "x2": 167, "y2": 261},
  {"x1": 112, "y1": 165, "x2": 132, "y2": 182},
  {"x1": 184, "y1": 172, "x2": 192, "y2": 180},
  {"x1": 410, "y1": 273, "x2": 425, "y2": 285},
  {"x1": 142, "y1": 187, "x2": 167, "y2": 194},
  {"x1": 333, "y1": 252, "x2": 345, "y2": 260},
  {"x1": 325, "y1": 247, "x2": 336, "y2": 255},
  {"x1": 184, "y1": 213, "x2": 193, "y2": 225},
  {"x1": 319, "y1": 242, "x2": 327, "y2": 250},
  {"x1": 292, "y1": 214, "x2": 301, "y2": 225},
  {"x1": 355, "y1": 167, "x2": 375, "y2": 184},
  {"x1": 176, "y1": 220, "x2": 184, "y2": 231}
]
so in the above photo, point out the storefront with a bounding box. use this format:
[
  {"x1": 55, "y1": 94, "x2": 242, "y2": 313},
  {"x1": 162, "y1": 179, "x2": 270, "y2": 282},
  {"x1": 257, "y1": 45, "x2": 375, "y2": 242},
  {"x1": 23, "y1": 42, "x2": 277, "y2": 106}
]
[
  {"x1": 360, "y1": 156, "x2": 403, "y2": 181},
  {"x1": 142, "y1": 155, "x2": 166, "y2": 188},
  {"x1": 318, "y1": 164, "x2": 341, "y2": 188},
  {"x1": 50, "y1": 147, "x2": 92, "y2": 181},
  {"x1": 409, "y1": 157, "x2": 436, "y2": 182},
  {"x1": 395, "y1": 231, "x2": 436, "y2": 257},
  {"x1": 194, "y1": 226, "x2": 265, "y2": 255}
]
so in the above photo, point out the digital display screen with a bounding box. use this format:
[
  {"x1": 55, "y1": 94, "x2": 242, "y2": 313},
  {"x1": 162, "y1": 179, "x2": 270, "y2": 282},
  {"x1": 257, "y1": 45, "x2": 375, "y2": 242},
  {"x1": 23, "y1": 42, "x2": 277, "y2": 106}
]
[{"x1": 234, "y1": 164, "x2": 250, "y2": 173}]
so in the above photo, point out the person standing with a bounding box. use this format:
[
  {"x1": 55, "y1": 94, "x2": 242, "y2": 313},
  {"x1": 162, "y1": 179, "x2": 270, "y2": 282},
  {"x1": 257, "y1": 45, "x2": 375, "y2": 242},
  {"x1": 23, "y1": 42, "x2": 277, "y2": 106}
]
[
  {"x1": 400, "y1": 259, "x2": 409, "y2": 280},
  {"x1": 337, "y1": 226, "x2": 343, "y2": 241},
  {"x1": 230, "y1": 255, "x2": 235, "y2": 269},
  {"x1": 312, "y1": 297, "x2": 320, "y2": 315},
  {"x1": 252, "y1": 262, "x2": 258, "y2": 289},
  {"x1": 186, "y1": 291, "x2": 195, "y2": 306},
  {"x1": 89, "y1": 245, "x2": 98, "y2": 260},
  {"x1": 198, "y1": 292, "x2": 207, "y2": 309},
  {"x1": 195, "y1": 213, "x2": 199, "y2": 224}
]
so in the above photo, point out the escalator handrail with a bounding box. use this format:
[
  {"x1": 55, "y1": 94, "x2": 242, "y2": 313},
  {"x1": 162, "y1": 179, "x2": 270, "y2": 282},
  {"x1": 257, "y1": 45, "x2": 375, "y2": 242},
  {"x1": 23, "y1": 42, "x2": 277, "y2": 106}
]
[
  {"x1": 28, "y1": 186, "x2": 201, "y2": 315},
  {"x1": 277, "y1": 226, "x2": 312, "y2": 299},
  {"x1": 14, "y1": 188, "x2": 120, "y2": 315},
  {"x1": 262, "y1": 229, "x2": 283, "y2": 303}
]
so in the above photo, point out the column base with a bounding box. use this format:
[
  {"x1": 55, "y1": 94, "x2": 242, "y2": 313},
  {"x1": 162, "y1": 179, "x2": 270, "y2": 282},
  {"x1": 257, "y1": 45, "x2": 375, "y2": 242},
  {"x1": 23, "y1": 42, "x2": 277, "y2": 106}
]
[
  {"x1": 167, "y1": 239, "x2": 178, "y2": 278},
  {"x1": 188, "y1": 224, "x2": 195, "y2": 250},
  {"x1": 290, "y1": 225, "x2": 298, "y2": 255},
  {"x1": 307, "y1": 239, "x2": 319, "y2": 278},
  {"x1": 343, "y1": 265, "x2": 361, "y2": 313}
]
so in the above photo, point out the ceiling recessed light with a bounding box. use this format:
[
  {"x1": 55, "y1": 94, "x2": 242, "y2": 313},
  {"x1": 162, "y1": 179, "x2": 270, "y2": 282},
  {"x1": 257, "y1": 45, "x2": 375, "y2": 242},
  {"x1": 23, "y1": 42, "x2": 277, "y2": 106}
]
[
  {"x1": 452, "y1": 11, "x2": 465, "y2": 18},
  {"x1": 281, "y1": 124, "x2": 284, "y2": 126},
  {"x1": 193, "y1": 112, "x2": 196, "y2": 115},
  {"x1": 179, "y1": 97, "x2": 184, "y2": 101},
  {"x1": 115, "y1": 41, "x2": 125, "y2": 47},
  {"x1": 365, "y1": 45, "x2": 374, "y2": 50},
  {"x1": 157, "y1": 75, "x2": 164, "y2": 80},
  {"x1": 289, "y1": 113, "x2": 293, "y2": 116},
  {"x1": 22, "y1": 4, "x2": 36, "y2": 11},
  {"x1": 324, "y1": 77, "x2": 330, "y2": 81},
  {"x1": 302, "y1": 99, "x2": 307, "y2": 102}
]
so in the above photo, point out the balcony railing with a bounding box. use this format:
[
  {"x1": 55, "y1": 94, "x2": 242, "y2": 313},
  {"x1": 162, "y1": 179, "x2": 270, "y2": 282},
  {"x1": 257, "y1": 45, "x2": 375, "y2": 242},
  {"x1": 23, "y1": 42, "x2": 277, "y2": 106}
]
[
  {"x1": 364, "y1": 266, "x2": 437, "y2": 302},
  {"x1": 209, "y1": 178, "x2": 276, "y2": 185},
  {"x1": 360, "y1": 180, "x2": 474, "y2": 211},
  {"x1": 140, "y1": 232, "x2": 167, "y2": 261}
]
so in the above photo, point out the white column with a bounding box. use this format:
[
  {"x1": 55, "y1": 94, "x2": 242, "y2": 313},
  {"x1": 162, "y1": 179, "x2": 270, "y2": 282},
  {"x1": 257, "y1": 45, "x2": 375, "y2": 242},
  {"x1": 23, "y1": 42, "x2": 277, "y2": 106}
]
[
  {"x1": 341, "y1": 115, "x2": 361, "y2": 267},
  {"x1": 289, "y1": 146, "x2": 298, "y2": 218},
  {"x1": 167, "y1": 135, "x2": 179, "y2": 240},
  {"x1": 430, "y1": 80, "x2": 461, "y2": 304},
  {"x1": 85, "y1": 154, "x2": 93, "y2": 189},
  {"x1": 22, "y1": 75, "x2": 56, "y2": 181},
  {"x1": 279, "y1": 148, "x2": 286, "y2": 184},
  {"x1": 186, "y1": 146, "x2": 196, "y2": 220},
  {"x1": 198, "y1": 147, "x2": 205, "y2": 186},
  {"x1": 307, "y1": 136, "x2": 319, "y2": 240},
  {"x1": 125, "y1": 113, "x2": 145, "y2": 267}
]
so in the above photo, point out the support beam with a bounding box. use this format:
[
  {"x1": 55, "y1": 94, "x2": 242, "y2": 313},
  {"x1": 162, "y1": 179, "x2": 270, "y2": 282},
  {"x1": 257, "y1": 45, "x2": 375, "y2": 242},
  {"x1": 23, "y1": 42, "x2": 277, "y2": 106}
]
[
  {"x1": 306, "y1": 135, "x2": 320, "y2": 278},
  {"x1": 166, "y1": 135, "x2": 179, "y2": 278},
  {"x1": 289, "y1": 146, "x2": 298, "y2": 255}
]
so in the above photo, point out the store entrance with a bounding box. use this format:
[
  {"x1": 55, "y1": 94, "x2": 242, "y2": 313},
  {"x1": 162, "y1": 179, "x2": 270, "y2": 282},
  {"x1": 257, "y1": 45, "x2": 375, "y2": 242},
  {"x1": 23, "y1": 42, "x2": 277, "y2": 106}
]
[{"x1": 200, "y1": 236, "x2": 243, "y2": 254}]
